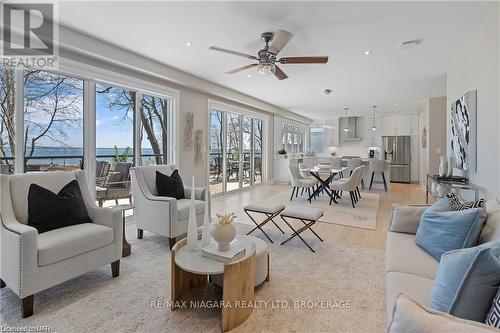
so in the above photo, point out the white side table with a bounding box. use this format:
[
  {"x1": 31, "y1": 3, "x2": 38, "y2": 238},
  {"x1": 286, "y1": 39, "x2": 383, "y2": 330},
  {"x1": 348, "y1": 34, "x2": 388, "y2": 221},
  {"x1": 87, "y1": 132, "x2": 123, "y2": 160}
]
[
  {"x1": 113, "y1": 204, "x2": 135, "y2": 257},
  {"x1": 171, "y1": 236, "x2": 256, "y2": 332}
]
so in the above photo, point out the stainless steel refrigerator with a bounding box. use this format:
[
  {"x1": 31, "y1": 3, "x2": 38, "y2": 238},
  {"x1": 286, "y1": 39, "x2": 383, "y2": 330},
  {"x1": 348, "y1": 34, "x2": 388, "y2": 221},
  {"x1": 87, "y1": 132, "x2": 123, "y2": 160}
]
[{"x1": 382, "y1": 136, "x2": 411, "y2": 183}]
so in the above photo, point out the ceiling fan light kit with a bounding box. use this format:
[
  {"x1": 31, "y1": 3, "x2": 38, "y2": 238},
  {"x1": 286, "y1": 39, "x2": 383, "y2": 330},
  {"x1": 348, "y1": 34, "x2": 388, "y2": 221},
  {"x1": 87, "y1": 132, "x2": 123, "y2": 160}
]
[{"x1": 209, "y1": 30, "x2": 329, "y2": 80}]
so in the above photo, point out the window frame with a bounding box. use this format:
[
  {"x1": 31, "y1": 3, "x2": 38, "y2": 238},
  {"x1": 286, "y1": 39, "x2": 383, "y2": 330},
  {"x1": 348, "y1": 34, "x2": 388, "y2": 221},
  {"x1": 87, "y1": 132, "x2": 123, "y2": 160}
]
[
  {"x1": 208, "y1": 100, "x2": 268, "y2": 196},
  {"x1": 5, "y1": 60, "x2": 179, "y2": 199}
]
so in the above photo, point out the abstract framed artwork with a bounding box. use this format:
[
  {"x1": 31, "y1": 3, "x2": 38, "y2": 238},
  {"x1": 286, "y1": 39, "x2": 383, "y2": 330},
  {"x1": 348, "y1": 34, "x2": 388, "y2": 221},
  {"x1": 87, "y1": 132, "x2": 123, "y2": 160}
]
[{"x1": 450, "y1": 90, "x2": 477, "y2": 172}]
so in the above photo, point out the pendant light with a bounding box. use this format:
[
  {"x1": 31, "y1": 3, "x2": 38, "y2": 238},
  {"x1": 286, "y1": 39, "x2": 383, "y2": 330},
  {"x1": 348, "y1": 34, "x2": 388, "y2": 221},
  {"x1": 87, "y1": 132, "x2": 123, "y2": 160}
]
[
  {"x1": 321, "y1": 89, "x2": 335, "y2": 130},
  {"x1": 371, "y1": 105, "x2": 377, "y2": 131},
  {"x1": 343, "y1": 107, "x2": 350, "y2": 132}
]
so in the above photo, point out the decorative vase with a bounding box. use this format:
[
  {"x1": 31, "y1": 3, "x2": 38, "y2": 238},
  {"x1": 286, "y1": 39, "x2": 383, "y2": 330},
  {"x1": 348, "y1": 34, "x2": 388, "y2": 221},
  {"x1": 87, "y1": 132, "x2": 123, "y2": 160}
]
[
  {"x1": 446, "y1": 156, "x2": 453, "y2": 177},
  {"x1": 200, "y1": 189, "x2": 212, "y2": 247},
  {"x1": 212, "y1": 213, "x2": 236, "y2": 251},
  {"x1": 186, "y1": 176, "x2": 198, "y2": 252},
  {"x1": 438, "y1": 156, "x2": 447, "y2": 177}
]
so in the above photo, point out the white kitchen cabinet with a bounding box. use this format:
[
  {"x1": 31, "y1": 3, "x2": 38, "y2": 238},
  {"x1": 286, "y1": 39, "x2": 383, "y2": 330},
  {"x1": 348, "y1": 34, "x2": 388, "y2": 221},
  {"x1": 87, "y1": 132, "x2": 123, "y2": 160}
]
[
  {"x1": 395, "y1": 114, "x2": 411, "y2": 135},
  {"x1": 381, "y1": 115, "x2": 396, "y2": 136},
  {"x1": 410, "y1": 113, "x2": 420, "y2": 136},
  {"x1": 381, "y1": 114, "x2": 414, "y2": 136}
]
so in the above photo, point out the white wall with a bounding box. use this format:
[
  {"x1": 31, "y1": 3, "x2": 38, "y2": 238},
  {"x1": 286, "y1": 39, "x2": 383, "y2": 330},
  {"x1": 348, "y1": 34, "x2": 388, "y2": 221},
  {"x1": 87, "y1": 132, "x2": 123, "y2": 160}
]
[
  {"x1": 429, "y1": 97, "x2": 447, "y2": 176},
  {"x1": 446, "y1": 6, "x2": 500, "y2": 198}
]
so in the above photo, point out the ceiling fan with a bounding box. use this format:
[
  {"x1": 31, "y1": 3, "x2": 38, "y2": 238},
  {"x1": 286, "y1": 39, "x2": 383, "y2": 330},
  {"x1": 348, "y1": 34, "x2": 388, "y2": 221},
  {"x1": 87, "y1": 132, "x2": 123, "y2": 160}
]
[{"x1": 209, "y1": 30, "x2": 329, "y2": 80}]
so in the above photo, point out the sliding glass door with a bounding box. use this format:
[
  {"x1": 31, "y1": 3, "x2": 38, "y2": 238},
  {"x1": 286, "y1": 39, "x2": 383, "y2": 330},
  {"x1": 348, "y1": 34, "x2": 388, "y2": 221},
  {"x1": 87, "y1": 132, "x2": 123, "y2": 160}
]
[{"x1": 209, "y1": 106, "x2": 265, "y2": 195}]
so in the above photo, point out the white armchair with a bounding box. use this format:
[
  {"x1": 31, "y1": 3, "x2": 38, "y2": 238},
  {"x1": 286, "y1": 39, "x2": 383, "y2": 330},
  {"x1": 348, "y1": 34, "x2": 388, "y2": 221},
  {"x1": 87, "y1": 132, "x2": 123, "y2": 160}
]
[
  {"x1": 130, "y1": 165, "x2": 206, "y2": 249},
  {"x1": 0, "y1": 171, "x2": 122, "y2": 318}
]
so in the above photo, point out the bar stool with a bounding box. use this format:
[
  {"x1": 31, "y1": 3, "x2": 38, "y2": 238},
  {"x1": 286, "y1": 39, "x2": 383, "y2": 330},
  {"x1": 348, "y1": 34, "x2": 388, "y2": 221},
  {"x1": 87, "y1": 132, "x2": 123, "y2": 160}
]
[{"x1": 369, "y1": 159, "x2": 388, "y2": 192}]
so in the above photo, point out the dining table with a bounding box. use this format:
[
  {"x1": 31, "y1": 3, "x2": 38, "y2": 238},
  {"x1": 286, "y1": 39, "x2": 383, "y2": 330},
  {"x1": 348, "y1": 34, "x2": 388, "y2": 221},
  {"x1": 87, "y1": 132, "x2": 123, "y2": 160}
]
[{"x1": 302, "y1": 166, "x2": 348, "y2": 204}]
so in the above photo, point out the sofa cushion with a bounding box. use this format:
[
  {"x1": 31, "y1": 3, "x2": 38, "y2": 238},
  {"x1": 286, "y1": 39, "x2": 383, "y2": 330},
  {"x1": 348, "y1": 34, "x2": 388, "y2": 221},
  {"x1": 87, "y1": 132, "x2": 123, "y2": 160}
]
[
  {"x1": 486, "y1": 288, "x2": 500, "y2": 328},
  {"x1": 137, "y1": 164, "x2": 174, "y2": 195},
  {"x1": 28, "y1": 180, "x2": 92, "y2": 233},
  {"x1": 386, "y1": 232, "x2": 439, "y2": 280},
  {"x1": 428, "y1": 241, "x2": 500, "y2": 322},
  {"x1": 388, "y1": 294, "x2": 499, "y2": 333},
  {"x1": 416, "y1": 204, "x2": 483, "y2": 261},
  {"x1": 38, "y1": 223, "x2": 114, "y2": 266},
  {"x1": 156, "y1": 169, "x2": 185, "y2": 200},
  {"x1": 386, "y1": 272, "x2": 435, "y2": 323},
  {"x1": 177, "y1": 199, "x2": 205, "y2": 221},
  {"x1": 8, "y1": 171, "x2": 78, "y2": 224},
  {"x1": 480, "y1": 201, "x2": 500, "y2": 244}
]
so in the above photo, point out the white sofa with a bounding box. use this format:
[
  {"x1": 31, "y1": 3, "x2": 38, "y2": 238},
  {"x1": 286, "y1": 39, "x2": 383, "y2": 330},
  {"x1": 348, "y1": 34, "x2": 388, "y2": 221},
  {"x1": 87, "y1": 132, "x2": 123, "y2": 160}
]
[
  {"x1": 0, "y1": 171, "x2": 122, "y2": 317},
  {"x1": 385, "y1": 201, "x2": 500, "y2": 324},
  {"x1": 130, "y1": 164, "x2": 206, "y2": 249}
]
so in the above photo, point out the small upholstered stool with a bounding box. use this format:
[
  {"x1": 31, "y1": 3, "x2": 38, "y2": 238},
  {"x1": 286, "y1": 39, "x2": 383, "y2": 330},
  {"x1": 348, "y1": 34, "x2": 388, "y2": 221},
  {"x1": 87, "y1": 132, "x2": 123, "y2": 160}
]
[
  {"x1": 280, "y1": 206, "x2": 324, "y2": 253},
  {"x1": 211, "y1": 235, "x2": 270, "y2": 288},
  {"x1": 244, "y1": 202, "x2": 285, "y2": 242}
]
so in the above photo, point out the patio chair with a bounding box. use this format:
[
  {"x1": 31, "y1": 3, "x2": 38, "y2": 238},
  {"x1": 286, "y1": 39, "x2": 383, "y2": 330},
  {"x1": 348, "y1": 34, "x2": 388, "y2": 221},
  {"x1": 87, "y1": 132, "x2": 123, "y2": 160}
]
[{"x1": 96, "y1": 162, "x2": 132, "y2": 207}]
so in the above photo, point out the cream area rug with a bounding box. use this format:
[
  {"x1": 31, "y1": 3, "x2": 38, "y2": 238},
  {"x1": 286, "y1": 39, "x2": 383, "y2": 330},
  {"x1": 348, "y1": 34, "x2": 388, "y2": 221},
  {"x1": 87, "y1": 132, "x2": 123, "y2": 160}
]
[
  {"x1": 0, "y1": 222, "x2": 386, "y2": 333},
  {"x1": 248, "y1": 187, "x2": 380, "y2": 230}
]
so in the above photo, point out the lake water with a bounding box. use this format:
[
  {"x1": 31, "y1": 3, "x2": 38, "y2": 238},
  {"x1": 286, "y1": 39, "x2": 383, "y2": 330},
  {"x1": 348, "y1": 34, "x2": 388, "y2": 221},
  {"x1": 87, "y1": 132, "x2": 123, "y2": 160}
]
[{"x1": 1, "y1": 147, "x2": 158, "y2": 165}]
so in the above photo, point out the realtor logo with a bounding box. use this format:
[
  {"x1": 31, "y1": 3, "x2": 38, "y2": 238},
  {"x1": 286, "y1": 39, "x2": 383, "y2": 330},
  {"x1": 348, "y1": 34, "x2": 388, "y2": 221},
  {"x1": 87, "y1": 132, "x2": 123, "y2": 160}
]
[{"x1": 2, "y1": 2, "x2": 58, "y2": 68}]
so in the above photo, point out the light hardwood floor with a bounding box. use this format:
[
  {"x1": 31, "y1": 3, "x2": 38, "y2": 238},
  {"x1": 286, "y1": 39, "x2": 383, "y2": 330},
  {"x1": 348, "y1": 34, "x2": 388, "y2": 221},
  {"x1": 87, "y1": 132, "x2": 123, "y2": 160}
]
[{"x1": 213, "y1": 182, "x2": 426, "y2": 250}]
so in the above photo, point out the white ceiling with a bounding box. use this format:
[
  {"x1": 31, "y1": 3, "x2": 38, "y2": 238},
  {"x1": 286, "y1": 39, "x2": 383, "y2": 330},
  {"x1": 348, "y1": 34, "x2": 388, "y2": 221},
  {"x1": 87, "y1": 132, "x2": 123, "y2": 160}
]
[{"x1": 57, "y1": 1, "x2": 493, "y2": 120}]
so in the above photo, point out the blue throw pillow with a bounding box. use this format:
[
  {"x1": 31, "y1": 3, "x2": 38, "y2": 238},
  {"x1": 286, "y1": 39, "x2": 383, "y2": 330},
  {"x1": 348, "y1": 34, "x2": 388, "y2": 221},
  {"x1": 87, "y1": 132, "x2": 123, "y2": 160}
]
[
  {"x1": 415, "y1": 198, "x2": 483, "y2": 261},
  {"x1": 428, "y1": 241, "x2": 500, "y2": 322}
]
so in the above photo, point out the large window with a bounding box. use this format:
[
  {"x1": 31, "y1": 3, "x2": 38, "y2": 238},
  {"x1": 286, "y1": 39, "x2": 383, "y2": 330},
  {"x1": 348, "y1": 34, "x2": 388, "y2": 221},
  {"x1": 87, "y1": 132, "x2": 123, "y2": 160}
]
[
  {"x1": 310, "y1": 127, "x2": 325, "y2": 154},
  {"x1": 2, "y1": 65, "x2": 177, "y2": 207},
  {"x1": 0, "y1": 66, "x2": 15, "y2": 174},
  {"x1": 282, "y1": 124, "x2": 305, "y2": 153},
  {"x1": 24, "y1": 70, "x2": 84, "y2": 172},
  {"x1": 209, "y1": 111, "x2": 223, "y2": 193},
  {"x1": 95, "y1": 83, "x2": 135, "y2": 164},
  {"x1": 140, "y1": 94, "x2": 170, "y2": 165},
  {"x1": 254, "y1": 119, "x2": 263, "y2": 184},
  {"x1": 209, "y1": 106, "x2": 265, "y2": 195}
]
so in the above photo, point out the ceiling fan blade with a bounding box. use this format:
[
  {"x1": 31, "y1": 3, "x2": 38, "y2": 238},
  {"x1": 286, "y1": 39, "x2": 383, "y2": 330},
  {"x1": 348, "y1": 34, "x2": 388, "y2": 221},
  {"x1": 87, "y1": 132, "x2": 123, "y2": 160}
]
[
  {"x1": 225, "y1": 63, "x2": 258, "y2": 74},
  {"x1": 269, "y1": 30, "x2": 294, "y2": 55},
  {"x1": 209, "y1": 46, "x2": 257, "y2": 60},
  {"x1": 279, "y1": 56, "x2": 329, "y2": 64},
  {"x1": 274, "y1": 65, "x2": 288, "y2": 80}
]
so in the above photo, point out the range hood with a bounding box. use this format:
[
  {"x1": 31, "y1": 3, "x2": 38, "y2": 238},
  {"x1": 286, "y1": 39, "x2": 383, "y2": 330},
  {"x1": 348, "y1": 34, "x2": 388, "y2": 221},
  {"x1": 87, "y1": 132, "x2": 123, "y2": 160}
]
[{"x1": 340, "y1": 117, "x2": 362, "y2": 141}]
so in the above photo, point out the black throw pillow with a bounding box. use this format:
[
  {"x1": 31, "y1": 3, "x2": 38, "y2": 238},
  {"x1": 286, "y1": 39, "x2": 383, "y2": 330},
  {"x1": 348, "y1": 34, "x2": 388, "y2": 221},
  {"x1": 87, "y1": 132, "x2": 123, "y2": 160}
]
[
  {"x1": 156, "y1": 170, "x2": 185, "y2": 200},
  {"x1": 28, "y1": 180, "x2": 92, "y2": 234}
]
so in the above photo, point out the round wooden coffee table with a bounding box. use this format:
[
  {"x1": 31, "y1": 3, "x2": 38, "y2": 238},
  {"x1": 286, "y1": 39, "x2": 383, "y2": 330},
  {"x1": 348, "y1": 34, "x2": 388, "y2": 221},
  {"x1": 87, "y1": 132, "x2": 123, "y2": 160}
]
[{"x1": 171, "y1": 236, "x2": 256, "y2": 332}]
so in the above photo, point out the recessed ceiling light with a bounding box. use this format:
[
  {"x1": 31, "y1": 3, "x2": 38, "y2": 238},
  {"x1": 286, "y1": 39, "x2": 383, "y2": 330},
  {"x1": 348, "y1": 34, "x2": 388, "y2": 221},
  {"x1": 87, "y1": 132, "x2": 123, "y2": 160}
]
[
  {"x1": 185, "y1": 42, "x2": 193, "y2": 47},
  {"x1": 247, "y1": 74, "x2": 252, "y2": 78},
  {"x1": 364, "y1": 50, "x2": 372, "y2": 55}
]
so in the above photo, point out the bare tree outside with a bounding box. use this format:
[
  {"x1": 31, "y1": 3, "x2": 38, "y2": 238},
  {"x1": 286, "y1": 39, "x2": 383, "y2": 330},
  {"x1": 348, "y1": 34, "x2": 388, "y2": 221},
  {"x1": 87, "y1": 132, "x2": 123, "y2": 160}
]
[
  {"x1": 1, "y1": 68, "x2": 84, "y2": 172},
  {"x1": 95, "y1": 86, "x2": 168, "y2": 165}
]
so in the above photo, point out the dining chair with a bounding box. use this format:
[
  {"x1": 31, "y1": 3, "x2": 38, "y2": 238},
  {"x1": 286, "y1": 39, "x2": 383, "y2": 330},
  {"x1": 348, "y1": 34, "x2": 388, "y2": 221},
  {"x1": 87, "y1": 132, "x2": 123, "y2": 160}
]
[
  {"x1": 329, "y1": 166, "x2": 364, "y2": 207},
  {"x1": 288, "y1": 165, "x2": 319, "y2": 201},
  {"x1": 347, "y1": 158, "x2": 365, "y2": 189}
]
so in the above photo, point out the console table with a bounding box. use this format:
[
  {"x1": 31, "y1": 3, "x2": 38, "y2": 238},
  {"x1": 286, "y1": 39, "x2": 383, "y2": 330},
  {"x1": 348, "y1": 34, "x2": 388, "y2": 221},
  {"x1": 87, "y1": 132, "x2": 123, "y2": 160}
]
[{"x1": 426, "y1": 174, "x2": 482, "y2": 204}]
